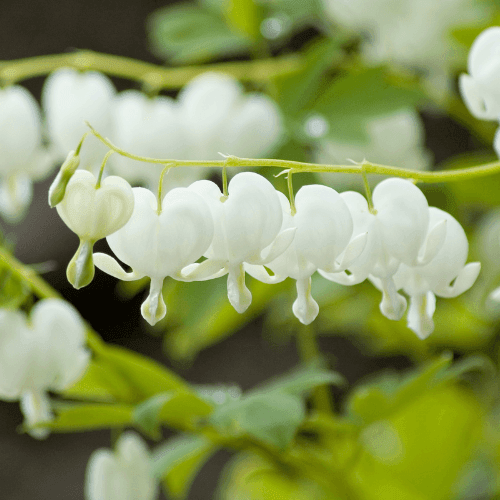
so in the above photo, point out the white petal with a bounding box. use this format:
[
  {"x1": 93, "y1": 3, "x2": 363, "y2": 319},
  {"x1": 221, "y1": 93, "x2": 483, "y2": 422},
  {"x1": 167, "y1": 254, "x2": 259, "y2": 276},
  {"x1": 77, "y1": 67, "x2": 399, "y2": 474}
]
[
  {"x1": 20, "y1": 390, "x2": 52, "y2": 440},
  {"x1": 318, "y1": 268, "x2": 368, "y2": 286},
  {"x1": 94, "y1": 252, "x2": 144, "y2": 281},
  {"x1": 244, "y1": 263, "x2": 286, "y2": 284},
  {"x1": 180, "y1": 260, "x2": 227, "y2": 281},
  {"x1": 417, "y1": 218, "x2": 447, "y2": 265},
  {"x1": 30, "y1": 298, "x2": 89, "y2": 390},
  {"x1": 0, "y1": 86, "x2": 42, "y2": 173},
  {"x1": 468, "y1": 27, "x2": 500, "y2": 77},
  {"x1": 107, "y1": 187, "x2": 213, "y2": 279},
  {"x1": 372, "y1": 178, "x2": 429, "y2": 265},
  {"x1": 0, "y1": 175, "x2": 32, "y2": 222},
  {"x1": 56, "y1": 170, "x2": 135, "y2": 240},
  {"x1": 459, "y1": 73, "x2": 497, "y2": 120},
  {"x1": 324, "y1": 232, "x2": 368, "y2": 273},
  {"x1": 434, "y1": 262, "x2": 481, "y2": 298},
  {"x1": 141, "y1": 277, "x2": 167, "y2": 326},
  {"x1": 42, "y1": 68, "x2": 115, "y2": 166},
  {"x1": 489, "y1": 286, "x2": 500, "y2": 302},
  {"x1": 292, "y1": 277, "x2": 319, "y2": 325},
  {"x1": 256, "y1": 227, "x2": 296, "y2": 264},
  {"x1": 407, "y1": 291, "x2": 436, "y2": 340},
  {"x1": 224, "y1": 172, "x2": 283, "y2": 263},
  {"x1": 227, "y1": 263, "x2": 252, "y2": 313},
  {"x1": 85, "y1": 450, "x2": 130, "y2": 500},
  {"x1": 294, "y1": 184, "x2": 353, "y2": 269},
  {"x1": 377, "y1": 276, "x2": 407, "y2": 321}
]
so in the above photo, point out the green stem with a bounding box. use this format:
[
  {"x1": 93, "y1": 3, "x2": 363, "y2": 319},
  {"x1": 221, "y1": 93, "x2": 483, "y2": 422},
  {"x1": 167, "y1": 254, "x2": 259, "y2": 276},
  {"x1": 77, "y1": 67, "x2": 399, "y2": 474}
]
[
  {"x1": 287, "y1": 170, "x2": 296, "y2": 215},
  {"x1": 361, "y1": 163, "x2": 376, "y2": 214},
  {"x1": 157, "y1": 163, "x2": 173, "y2": 214},
  {"x1": 88, "y1": 125, "x2": 500, "y2": 184},
  {"x1": 96, "y1": 150, "x2": 114, "y2": 189},
  {"x1": 296, "y1": 323, "x2": 333, "y2": 414},
  {"x1": 0, "y1": 50, "x2": 303, "y2": 89}
]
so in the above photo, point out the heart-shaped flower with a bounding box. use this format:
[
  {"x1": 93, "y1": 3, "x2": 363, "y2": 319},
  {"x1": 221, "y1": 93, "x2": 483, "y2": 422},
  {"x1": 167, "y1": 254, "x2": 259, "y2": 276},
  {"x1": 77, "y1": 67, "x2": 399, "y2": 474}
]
[
  {"x1": 56, "y1": 169, "x2": 134, "y2": 289},
  {"x1": 0, "y1": 85, "x2": 54, "y2": 221},
  {"x1": 94, "y1": 186, "x2": 214, "y2": 325},
  {"x1": 459, "y1": 27, "x2": 500, "y2": 121},
  {"x1": 85, "y1": 432, "x2": 158, "y2": 500},
  {"x1": 389, "y1": 207, "x2": 481, "y2": 339},
  {"x1": 247, "y1": 185, "x2": 365, "y2": 324},
  {"x1": 184, "y1": 172, "x2": 294, "y2": 313},
  {"x1": 110, "y1": 90, "x2": 204, "y2": 191},
  {"x1": 320, "y1": 178, "x2": 445, "y2": 321},
  {"x1": 42, "y1": 68, "x2": 116, "y2": 170},
  {"x1": 0, "y1": 299, "x2": 89, "y2": 438}
]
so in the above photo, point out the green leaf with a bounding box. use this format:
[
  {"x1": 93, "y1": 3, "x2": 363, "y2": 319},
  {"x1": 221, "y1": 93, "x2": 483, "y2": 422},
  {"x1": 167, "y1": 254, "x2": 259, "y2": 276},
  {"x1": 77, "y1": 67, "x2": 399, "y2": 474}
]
[
  {"x1": 211, "y1": 391, "x2": 306, "y2": 450},
  {"x1": 40, "y1": 403, "x2": 133, "y2": 432},
  {"x1": 224, "y1": 0, "x2": 263, "y2": 40},
  {"x1": 147, "y1": 4, "x2": 251, "y2": 64},
  {"x1": 0, "y1": 265, "x2": 29, "y2": 309},
  {"x1": 133, "y1": 392, "x2": 174, "y2": 439},
  {"x1": 441, "y1": 152, "x2": 500, "y2": 208},
  {"x1": 346, "y1": 353, "x2": 454, "y2": 424},
  {"x1": 164, "y1": 276, "x2": 289, "y2": 362},
  {"x1": 253, "y1": 364, "x2": 346, "y2": 397},
  {"x1": 311, "y1": 67, "x2": 427, "y2": 142},
  {"x1": 275, "y1": 36, "x2": 345, "y2": 118},
  {"x1": 209, "y1": 366, "x2": 342, "y2": 450},
  {"x1": 133, "y1": 391, "x2": 213, "y2": 437},
  {"x1": 96, "y1": 344, "x2": 192, "y2": 402},
  {"x1": 62, "y1": 360, "x2": 121, "y2": 401},
  {"x1": 152, "y1": 434, "x2": 217, "y2": 500}
]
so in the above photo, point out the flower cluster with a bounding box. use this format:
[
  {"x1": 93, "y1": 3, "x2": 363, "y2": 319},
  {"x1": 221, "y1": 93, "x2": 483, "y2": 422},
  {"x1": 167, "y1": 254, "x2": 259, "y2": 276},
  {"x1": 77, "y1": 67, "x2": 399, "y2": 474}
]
[
  {"x1": 460, "y1": 27, "x2": 500, "y2": 157},
  {"x1": 43, "y1": 69, "x2": 282, "y2": 190},
  {"x1": 0, "y1": 69, "x2": 282, "y2": 222},
  {"x1": 0, "y1": 299, "x2": 89, "y2": 438},
  {"x1": 322, "y1": 0, "x2": 489, "y2": 89},
  {"x1": 53, "y1": 165, "x2": 480, "y2": 339}
]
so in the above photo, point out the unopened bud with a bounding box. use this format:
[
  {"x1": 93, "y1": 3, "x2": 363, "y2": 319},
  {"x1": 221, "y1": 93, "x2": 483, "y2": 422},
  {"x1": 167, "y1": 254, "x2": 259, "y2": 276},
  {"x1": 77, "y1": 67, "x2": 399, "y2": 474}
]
[{"x1": 48, "y1": 150, "x2": 80, "y2": 208}]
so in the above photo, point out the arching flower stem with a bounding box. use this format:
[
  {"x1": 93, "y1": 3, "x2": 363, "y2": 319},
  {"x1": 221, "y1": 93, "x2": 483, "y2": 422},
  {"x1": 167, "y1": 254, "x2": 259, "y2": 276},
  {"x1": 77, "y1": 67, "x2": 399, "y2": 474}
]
[
  {"x1": 157, "y1": 163, "x2": 174, "y2": 215},
  {"x1": 95, "y1": 150, "x2": 114, "y2": 189},
  {"x1": 87, "y1": 123, "x2": 500, "y2": 184},
  {"x1": 0, "y1": 51, "x2": 303, "y2": 90}
]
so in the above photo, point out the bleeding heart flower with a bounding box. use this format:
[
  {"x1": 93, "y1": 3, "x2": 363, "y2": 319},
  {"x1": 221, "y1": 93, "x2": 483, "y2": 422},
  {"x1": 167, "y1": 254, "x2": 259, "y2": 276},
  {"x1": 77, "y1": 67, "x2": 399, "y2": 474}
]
[
  {"x1": 94, "y1": 186, "x2": 214, "y2": 325},
  {"x1": 55, "y1": 169, "x2": 134, "y2": 289},
  {"x1": 0, "y1": 299, "x2": 89, "y2": 439}
]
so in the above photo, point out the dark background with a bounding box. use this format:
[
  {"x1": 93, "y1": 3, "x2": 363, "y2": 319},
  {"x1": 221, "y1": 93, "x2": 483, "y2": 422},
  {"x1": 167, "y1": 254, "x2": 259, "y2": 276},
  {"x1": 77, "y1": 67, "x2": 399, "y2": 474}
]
[{"x1": 0, "y1": 1, "x2": 478, "y2": 499}]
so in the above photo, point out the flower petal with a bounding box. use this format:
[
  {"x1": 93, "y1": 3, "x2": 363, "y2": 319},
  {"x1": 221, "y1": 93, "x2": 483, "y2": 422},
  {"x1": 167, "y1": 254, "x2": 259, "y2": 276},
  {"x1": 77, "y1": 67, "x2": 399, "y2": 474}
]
[{"x1": 292, "y1": 277, "x2": 319, "y2": 325}]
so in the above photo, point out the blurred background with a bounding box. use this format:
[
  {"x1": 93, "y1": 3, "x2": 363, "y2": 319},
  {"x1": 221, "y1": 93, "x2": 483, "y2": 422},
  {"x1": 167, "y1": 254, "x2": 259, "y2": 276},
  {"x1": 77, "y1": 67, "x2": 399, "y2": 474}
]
[{"x1": 1, "y1": 0, "x2": 500, "y2": 498}]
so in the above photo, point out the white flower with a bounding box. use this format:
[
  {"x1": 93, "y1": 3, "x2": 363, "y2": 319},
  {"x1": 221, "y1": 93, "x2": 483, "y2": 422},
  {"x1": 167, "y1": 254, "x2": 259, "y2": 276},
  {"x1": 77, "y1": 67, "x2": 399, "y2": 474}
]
[
  {"x1": 314, "y1": 109, "x2": 431, "y2": 191},
  {"x1": 0, "y1": 85, "x2": 54, "y2": 221},
  {"x1": 85, "y1": 432, "x2": 158, "y2": 500},
  {"x1": 56, "y1": 170, "x2": 135, "y2": 289},
  {"x1": 42, "y1": 68, "x2": 116, "y2": 170},
  {"x1": 323, "y1": 0, "x2": 488, "y2": 75},
  {"x1": 459, "y1": 27, "x2": 500, "y2": 121},
  {"x1": 389, "y1": 207, "x2": 481, "y2": 339},
  {"x1": 320, "y1": 178, "x2": 446, "y2": 321},
  {"x1": 247, "y1": 185, "x2": 365, "y2": 324},
  {"x1": 110, "y1": 90, "x2": 201, "y2": 191},
  {"x1": 184, "y1": 172, "x2": 294, "y2": 313},
  {"x1": 94, "y1": 186, "x2": 214, "y2": 325},
  {"x1": 0, "y1": 299, "x2": 89, "y2": 438},
  {"x1": 177, "y1": 72, "x2": 283, "y2": 161}
]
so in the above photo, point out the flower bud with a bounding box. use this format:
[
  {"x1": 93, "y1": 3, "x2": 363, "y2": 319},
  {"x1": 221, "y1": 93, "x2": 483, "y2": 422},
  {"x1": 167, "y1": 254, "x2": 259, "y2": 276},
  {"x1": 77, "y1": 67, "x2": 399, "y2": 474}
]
[{"x1": 48, "y1": 150, "x2": 80, "y2": 207}]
